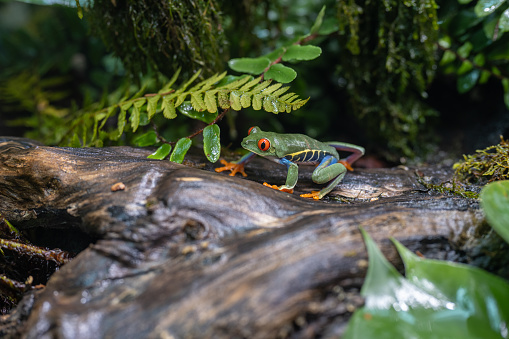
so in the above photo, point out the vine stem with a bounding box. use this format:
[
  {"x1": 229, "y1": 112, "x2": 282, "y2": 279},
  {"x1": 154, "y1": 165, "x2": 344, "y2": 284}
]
[{"x1": 154, "y1": 108, "x2": 230, "y2": 145}]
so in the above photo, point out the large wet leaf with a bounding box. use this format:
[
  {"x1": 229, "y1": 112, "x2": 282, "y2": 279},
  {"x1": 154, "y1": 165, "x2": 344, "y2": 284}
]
[
  {"x1": 203, "y1": 124, "x2": 220, "y2": 163},
  {"x1": 344, "y1": 229, "x2": 509, "y2": 339},
  {"x1": 147, "y1": 143, "x2": 171, "y2": 160},
  {"x1": 481, "y1": 180, "x2": 509, "y2": 244},
  {"x1": 228, "y1": 57, "x2": 270, "y2": 75},
  {"x1": 169, "y1": 138, "x2": 192, "y2": 164},
  {"x1": 264, "y1": 64, "x2": 297, "y2": 83}
]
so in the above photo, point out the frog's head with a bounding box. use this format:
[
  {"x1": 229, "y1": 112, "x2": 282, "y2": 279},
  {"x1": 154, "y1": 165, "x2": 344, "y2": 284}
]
[{"x1": 241, "y1": 126, "x2": 277, "y2": 157}]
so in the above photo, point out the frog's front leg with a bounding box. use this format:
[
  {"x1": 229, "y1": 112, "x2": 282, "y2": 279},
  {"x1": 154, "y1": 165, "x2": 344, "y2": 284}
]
[
  {"x1": 263, "y1": 158, "x2": 298, "y2": 194},
  {"x1": 300, "y1": 156, "x2": 346, "y2": 200}
]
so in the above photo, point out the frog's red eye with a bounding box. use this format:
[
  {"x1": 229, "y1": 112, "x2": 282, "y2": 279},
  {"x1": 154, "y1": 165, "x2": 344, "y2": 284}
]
[
  {"x1": 258, "y1": 138, "x2": 270, "y2": 151},
  {"x1": 248, "y1": 126, "x2": 255, "y2": 135}
]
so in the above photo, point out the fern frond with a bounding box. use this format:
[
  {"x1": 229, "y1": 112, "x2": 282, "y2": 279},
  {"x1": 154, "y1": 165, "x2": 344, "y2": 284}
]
[{"x1": 65, "y1": 70, "x2": 308, "y2": 147}]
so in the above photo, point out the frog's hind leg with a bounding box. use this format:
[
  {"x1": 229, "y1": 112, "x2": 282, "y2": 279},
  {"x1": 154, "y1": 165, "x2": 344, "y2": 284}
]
[{"x1": 302, "y1": 156, "x2": 347, "y2": 199}]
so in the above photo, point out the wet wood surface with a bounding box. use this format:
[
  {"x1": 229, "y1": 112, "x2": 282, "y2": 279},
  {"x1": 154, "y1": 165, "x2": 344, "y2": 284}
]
[{"x1": 0, "y1": 136, "x2": 492, "y2": 338}]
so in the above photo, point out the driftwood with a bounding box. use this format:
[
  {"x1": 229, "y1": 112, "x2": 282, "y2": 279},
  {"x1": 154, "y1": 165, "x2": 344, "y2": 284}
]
[{"x1": 0, "y1": 136, "x2": 498, "y2": 338}]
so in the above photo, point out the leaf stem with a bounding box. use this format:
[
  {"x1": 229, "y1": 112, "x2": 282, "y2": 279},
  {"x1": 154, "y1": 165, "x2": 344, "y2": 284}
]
[{"x1": 153, "y1": 108, "x2": 230, "y2": 145}]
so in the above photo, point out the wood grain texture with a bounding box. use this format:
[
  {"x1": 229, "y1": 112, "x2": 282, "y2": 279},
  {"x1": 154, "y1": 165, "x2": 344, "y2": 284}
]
[{"x1": 0, "y1": 137, "x2": 494, "y2": 338}]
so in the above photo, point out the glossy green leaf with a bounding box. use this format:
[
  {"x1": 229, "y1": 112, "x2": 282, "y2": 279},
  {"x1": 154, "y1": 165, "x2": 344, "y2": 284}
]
[
  {"x1": 457, "y1": 69, "x2": 480, "y2": 93},
  {"x1": 170, "y1": 138, "x2": 192, "y2": 163},
  {"x1": 203, "y1": 124, "x2": 221, "y2": 163},
  {"x1": 439, "y1": 50, "x2": 456, "y2": 65},
  {"x1": 344, "y1": 229, "x2": 509, "y2": 339},
  {"x1": 499, "y1": 8, "x2": 509, "y2": 33},
  {"x1": 282, "y1": 45, "x2": 322, "y2": 62},
  {"x1": 228, "y1": 57, "x2": 271, "y2": 75},
  {"x1": 147, "y1": 143, "x2": 172, "y2": 160},
  {"x1": 474, "y1": 0, "x2": 506, "y2": 17},
  {"x1": 134, "y1": 131, "x2": 157, "y2": 147},
  {"x1": 310, "y1": 5, "x2": 326, "y2": 35},
  {"x1": 264, "y1": 64, "x2": 297, "y2": 83},
  {"x1": 177, "y1": 101, "x2": 217, "y2": 124},
  {"x1": 481, "y1": 180, "x2": 509, "y2": 244}
]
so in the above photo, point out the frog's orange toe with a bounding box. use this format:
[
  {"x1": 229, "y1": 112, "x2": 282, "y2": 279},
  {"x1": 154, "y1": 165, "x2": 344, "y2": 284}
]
[
  {"x1": 263, "y1": 182, "x2": 293, "y2": 194},
  {"x1": 215, "y1": 159, "x2": 247, "y2": 177},
  {"x1": 339, "y1": 160, "x2": 354, "y2": 171},
  {"x1": 300, "y1": 191, "x2": 321, "y2": 200}
]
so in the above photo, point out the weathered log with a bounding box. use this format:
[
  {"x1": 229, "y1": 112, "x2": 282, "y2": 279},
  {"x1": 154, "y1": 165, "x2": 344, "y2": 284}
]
[{"x1": 0, "y1": 136, "x2": 499, "y2": 338}]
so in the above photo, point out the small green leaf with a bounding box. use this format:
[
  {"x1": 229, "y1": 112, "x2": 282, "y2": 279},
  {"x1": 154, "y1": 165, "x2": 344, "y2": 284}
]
[
  {"x1": 499, "y1": 8, "x2": 509, "y2": 33},
  {"x1": 203, "y1": 124, "x2": 221, "y2": 163},
  {"x1": 170, "y1": 138, "x2": 192, "y2": 163},
  {"x1": 282, "y1": 45, "x2": 322, "y2": 62},
  {"x1": 162, "y1": 96, "x2": 176, "y2": 119},
  {"x1": 439, "y1": 50, "x2": 456, "y2": 65},
  {"x1": 474, "y1": 0, "x2": 505, "y2": 17},
  {"x1": 457, "y1": 69, "x2": 480, "y2": 93},
  {"x1": 264, "y1": 64, "x2": 297, "y2": 83},
  {"x1": 481, "y1": 180, "x2": 509, "y2": 243},
  {"x1": 147, "y1": 143, "x2": 172, "y2": 160},
  {"x1": 479, "y1": 70, "x2": 491, "y2": 84},
  {"x1": 228, "y1": 57, "x2": 271, "y2": 75},
  {"x1": 147, "y1": 95, "x2": 160, "y2": 119},
  {"x1": 177, "y1": 101, "x2": 217, "y2": 124},
  {"x1": 457, "y1": 41, "x2": 473, "y2": 58},
  {"x1": 310, "y1": 5, "x2": 326, "y2": 35},
  {"x1": 134, "y1": 131, "x2": 157, "y2": 147}
]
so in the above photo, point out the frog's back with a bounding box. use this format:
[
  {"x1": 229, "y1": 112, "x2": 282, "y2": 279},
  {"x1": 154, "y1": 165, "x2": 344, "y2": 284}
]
[{"x1": 272, "y1": 133, "x2": 339, "y2": 164}]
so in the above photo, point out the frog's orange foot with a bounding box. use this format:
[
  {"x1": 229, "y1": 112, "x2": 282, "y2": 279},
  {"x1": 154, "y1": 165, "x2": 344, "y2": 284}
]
[
  {"x1": 339, "y1": 160, "x2": 354, "y2": 171},
  {"x1": 262, "y1": 182, "x2": 294, "y2": 194},
  {"x1": 215, "y1": 159, "x2": 247, "y2": 177},
  {"x1": 300, "y1": 191, "x2": 321, "y2": 200}
]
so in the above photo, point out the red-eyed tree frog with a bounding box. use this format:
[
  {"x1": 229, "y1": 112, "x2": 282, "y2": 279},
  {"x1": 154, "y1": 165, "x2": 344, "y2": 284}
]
[{"x1": 215, "y1": 126, "x2": 364, "y2": 200}]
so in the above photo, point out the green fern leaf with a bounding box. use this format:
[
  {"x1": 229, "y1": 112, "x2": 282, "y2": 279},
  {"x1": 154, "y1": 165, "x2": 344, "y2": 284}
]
[
  {"x1": 252, "y1": 93, "x2": 263, "y2": 110},
  {"x1": 177, "y1": 69, "x2": 202, "y2": 93},
  {"x1": 279, "y1": 93, "x2": 297, "y2": 102},
  {"x1": 218, "y1": 90, "x2": 230, "y2": 109},
  {"x1": 204, "y1": 90, "x2": 218, "y2": 113},
  {"x1": 218, "y1": 75, "x2": 251, "y2": 90},
  {"x1": 131, "y1": 99, "x2": 145, "y2": 132},
  {"x1": 99, "y1": 106, "x2": 117, "y2": 130},
  {"x1": 175, "y1": 93, "x2": 188, "y2": 108},
  {"x1": 162, "y1": 96, "x2": 176, "y2": 119},
  {"x1": 115, "y1": 108, "x2": 126, "y2": 139},
  {"x1": 158, "y1": 67, "x2": 181, "y2": 94},
  {"x1": 121, "y1": 102, "x2": 133, "y2": 111},
  {"x1": 147, "y1": 95, "x2": 160, "y2": 119},
  {"x1": 272, "y1": 86, "x2": 290, "y2": 97},
  {"x1": 239, "y1": 76, "x2": 262, "y2": 91},
  {"x1": 252, "y1": 80, "x2": 272, "y2": 93},
  {"x1": 261, "y1": 83, "x2": 283, "y2": 95},
  {"x1": 240, "y1": 93, "x2": 252, "y2": 108},
  {"x1": 230, "y1": 90, "x2": 242, "y2": 111},
  {"x1": 189, "y1": 72, "x2": 226, "y2": 92},
  {"x1": 191, "y1": 92, "x2": 207, "y2": 111}
]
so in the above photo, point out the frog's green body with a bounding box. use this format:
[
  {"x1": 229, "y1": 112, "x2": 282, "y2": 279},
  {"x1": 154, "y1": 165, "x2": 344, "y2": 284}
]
[{"x1": 216, "y1": 126, "x2": 365, "y2": 200}]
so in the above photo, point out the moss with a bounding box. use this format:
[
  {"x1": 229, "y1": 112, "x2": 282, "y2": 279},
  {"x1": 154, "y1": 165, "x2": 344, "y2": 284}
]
[
  {"x1": 87, "y1": 0, "x2": 227, "y2": 80},
  {"x1": 454, "y1": 137, "x2": 509, "y2": 184},
  {"x1": 336, "y1": 0, "x2": 439, "y2": 160}
]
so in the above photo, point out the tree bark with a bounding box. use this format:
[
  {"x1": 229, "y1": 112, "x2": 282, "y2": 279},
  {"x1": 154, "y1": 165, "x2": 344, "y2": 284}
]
[{"x1": 0, "y1": 137, "x2": 497, "y2": 338}]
